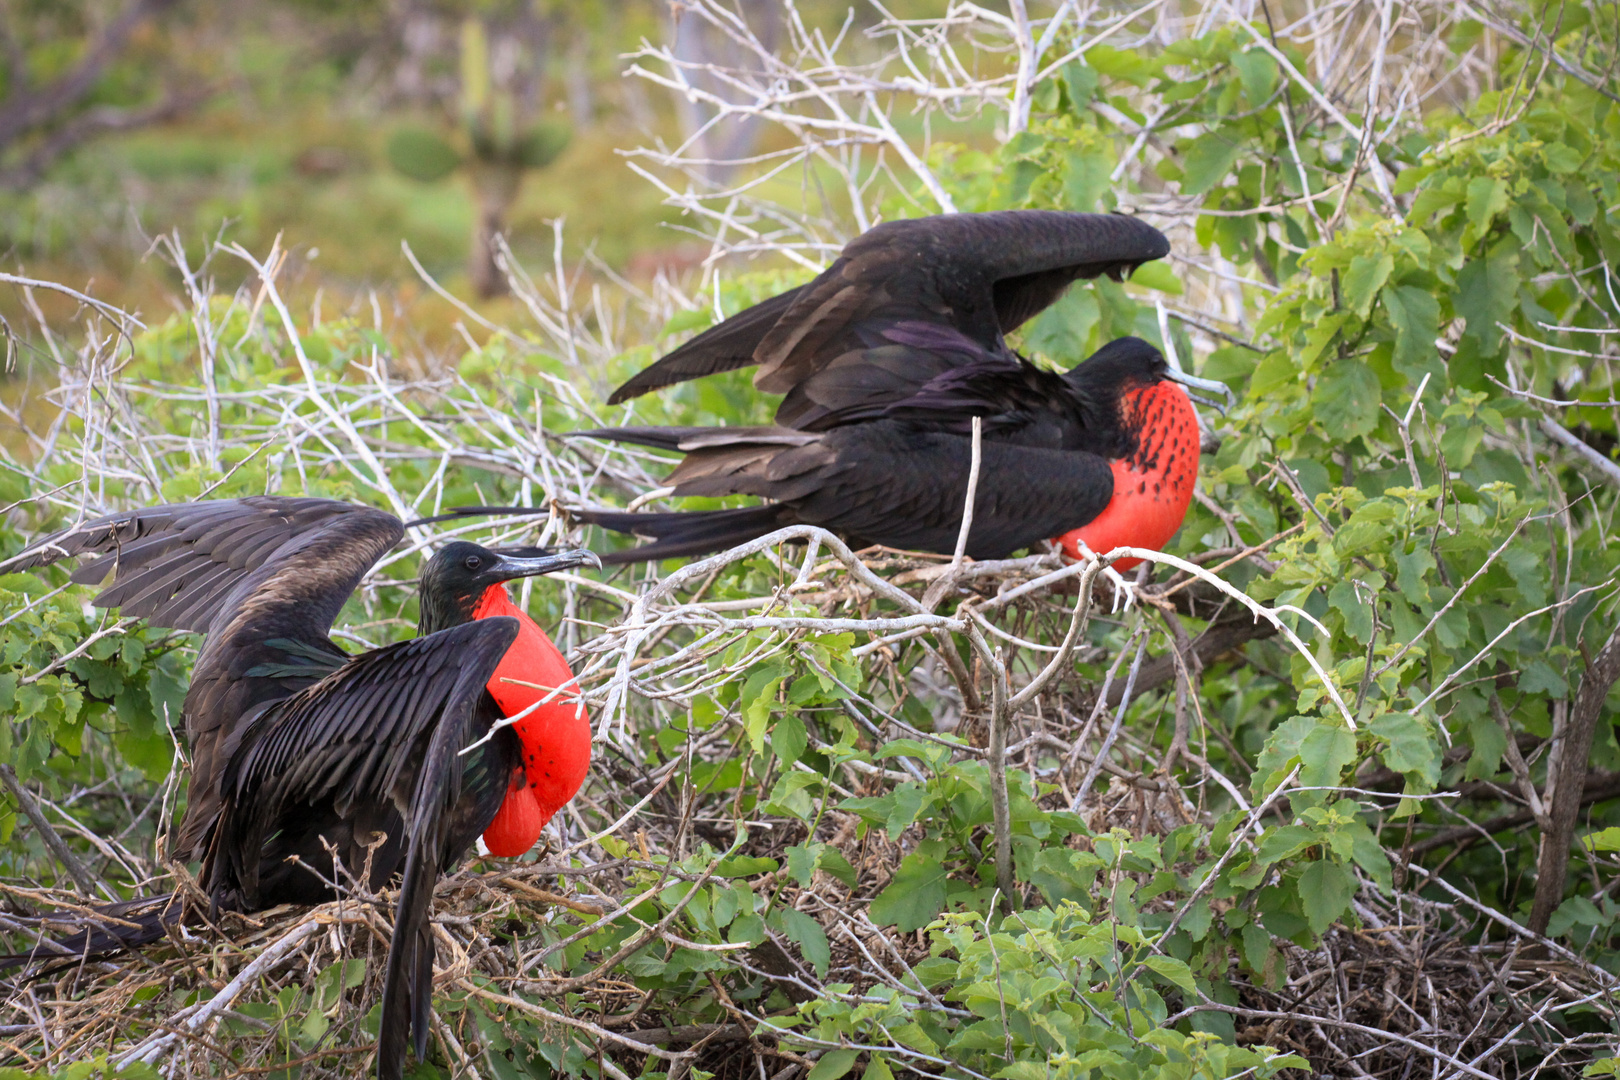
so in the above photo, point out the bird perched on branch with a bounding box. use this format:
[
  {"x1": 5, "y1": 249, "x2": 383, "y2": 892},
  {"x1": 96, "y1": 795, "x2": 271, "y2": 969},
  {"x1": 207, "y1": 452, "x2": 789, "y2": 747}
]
[
  {"x1": 570, "y1": 210, "x2": 1232, "y2": 567},
  {"x1": 0, "y1": 497, "x2": 599, "y2": 1080}
]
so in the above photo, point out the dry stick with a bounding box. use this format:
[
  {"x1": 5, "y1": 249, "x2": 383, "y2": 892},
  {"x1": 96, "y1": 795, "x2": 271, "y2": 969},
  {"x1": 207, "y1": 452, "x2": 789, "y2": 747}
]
[
  {"x1": 1005, "y1": 556, "x2": 1109, "y2": 710},
  {"x1": 1172, "y1": 1004, "x2": 1498, "y2": 1080},
  {"x1": 1371, "y1": 513, "x2": 1531, "y2": 681},
  {"x1": 115, "y1": 919, "x2": 323, "y2": 1068},
  {"x1": 1071, "y1": 632, "x2": 1149, "y2": 811},
  {"x1": 1529, "y1": 621, "x2": 1620, "y2": 934},
  {"x1": 0, "y1": 765, "x2": 97, "y2": 896},
  {"x1": 1538, "y1": 415, "x2": 1620, "y2": 487},
  {"x1": 1156, "y1": 764, "x2": 1302, "y2": 946},
  {"x1": 952, "y1": 416, "x2": 982, "y2": 571},
  {"x1": 1114, "y1": 544, "x2": 1356, "y2": 728},
  {"x1": 1416, "y1": 582, "x2": 1617, "y2": 712},
  {"x1": 984, "y1": 643, "x2": 1017, "y2": 912},
  {"x1": 460, "y1": 984, "x2": 692, "y2": 1065},
  {"x1": 925, "y1": 415, "x2": 984, "y2": 612}
]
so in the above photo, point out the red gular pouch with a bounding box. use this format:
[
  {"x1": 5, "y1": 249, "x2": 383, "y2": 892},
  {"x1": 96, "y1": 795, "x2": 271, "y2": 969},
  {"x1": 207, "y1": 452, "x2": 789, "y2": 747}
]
[
  {"x1": 471, "y1": 583, "x2": 592, "y2": 857},
  {"x1": 1054, "y1": 380, "x2": 1201, "y2": 573}
]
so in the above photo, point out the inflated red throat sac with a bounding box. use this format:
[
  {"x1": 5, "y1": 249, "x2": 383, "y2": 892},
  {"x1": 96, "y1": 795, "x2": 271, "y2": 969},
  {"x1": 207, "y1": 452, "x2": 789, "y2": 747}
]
[
  {"x1": 470, "y1": 584, "x2": 591, "y2": 856},
  {"x1": 1055, "y1": 379, "x2": 1201, "y2": 572}
]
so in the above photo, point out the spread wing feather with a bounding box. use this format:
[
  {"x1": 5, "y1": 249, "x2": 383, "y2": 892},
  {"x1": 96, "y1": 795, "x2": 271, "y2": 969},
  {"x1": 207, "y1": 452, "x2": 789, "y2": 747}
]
[
  {"x1": 604, "y1": 211, "x2": 1168, "y2": 410},
  {"x1": 4, "y1": 497, "x2": 404, "y2": 638},
  {"x1": 605, "y1": 284, "x2": 810, "y2": 404}
]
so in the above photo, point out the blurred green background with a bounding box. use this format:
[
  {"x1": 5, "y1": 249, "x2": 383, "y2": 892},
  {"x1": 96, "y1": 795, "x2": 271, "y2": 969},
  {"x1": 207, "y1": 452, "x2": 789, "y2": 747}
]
[{"x1": 0, "y1": 0, "x2": 960, "y2": 356}]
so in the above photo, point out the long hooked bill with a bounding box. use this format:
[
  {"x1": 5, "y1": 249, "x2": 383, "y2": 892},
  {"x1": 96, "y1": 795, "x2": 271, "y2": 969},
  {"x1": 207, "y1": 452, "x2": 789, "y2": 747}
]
[
  {"x1": 488, "y1": 548, "x2": 603, "y2": 580},
  {"x1": 1166, "y1": 368, "x2": 1236, "y2": 414},
  {"x1": 1155, "y1": 298, "x2": 1236, "y2": 415}
]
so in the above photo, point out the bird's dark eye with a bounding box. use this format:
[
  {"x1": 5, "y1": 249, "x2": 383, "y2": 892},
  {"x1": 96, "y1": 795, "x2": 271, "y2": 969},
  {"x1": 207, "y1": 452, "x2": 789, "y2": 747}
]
[{"x1": 464, "y1": 555, "x2": 482, "y2": 571}]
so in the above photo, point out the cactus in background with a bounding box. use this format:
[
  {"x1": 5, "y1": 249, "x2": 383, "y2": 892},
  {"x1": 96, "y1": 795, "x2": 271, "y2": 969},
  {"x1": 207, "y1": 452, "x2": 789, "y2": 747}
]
[{"x1": 386, "y1": 17, "x2": 570, "y2": 298}]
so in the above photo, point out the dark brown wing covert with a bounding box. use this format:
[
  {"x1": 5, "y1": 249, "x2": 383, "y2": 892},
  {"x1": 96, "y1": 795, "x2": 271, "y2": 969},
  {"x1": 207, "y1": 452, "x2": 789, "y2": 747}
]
[{"x1": 603, "y1": 211, "x2": 1168, "y2": 407}]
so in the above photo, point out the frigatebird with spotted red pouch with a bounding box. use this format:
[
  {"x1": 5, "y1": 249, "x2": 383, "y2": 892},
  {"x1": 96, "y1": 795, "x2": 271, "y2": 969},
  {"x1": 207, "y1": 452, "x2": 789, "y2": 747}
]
[
  {"x1": 569, "y1": 210, "x2": 1233, "y2": 567},
  {"x1": 0, "y1": 497, "x2": 599, "y2": 1080}
]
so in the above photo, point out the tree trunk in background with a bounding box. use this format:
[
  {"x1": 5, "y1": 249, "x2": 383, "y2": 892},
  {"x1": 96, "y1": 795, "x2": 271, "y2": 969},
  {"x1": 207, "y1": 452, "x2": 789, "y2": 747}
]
[
  {"x1": 669, "y1": 0, "x2": 780, "y2": 186},
  {"x1": 469, "y1": 160, "x2": 523, "y2": 299},
  {"x1": 1528, "y1": 623, "x2": 1620, "y2": 935}
]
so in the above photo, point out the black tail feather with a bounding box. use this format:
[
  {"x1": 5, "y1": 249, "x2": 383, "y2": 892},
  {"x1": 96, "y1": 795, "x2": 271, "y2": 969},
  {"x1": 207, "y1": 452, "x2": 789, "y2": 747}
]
[
  {"x1": 576, "y1": 505, "x2": 794, "y2": 563},
  {"x1": 0, "y1": 893, "x2": 185, "y2": 974}
]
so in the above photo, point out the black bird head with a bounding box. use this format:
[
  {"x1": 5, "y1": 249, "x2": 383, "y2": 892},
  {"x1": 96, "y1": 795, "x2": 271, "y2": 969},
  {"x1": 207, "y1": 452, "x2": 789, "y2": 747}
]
[
  {"x1": 1064, "y1": 336, "x2": 1235, "y2": 412},
  {"x1": 417, "y1": 541, "x2": 601, "y2": 633}
]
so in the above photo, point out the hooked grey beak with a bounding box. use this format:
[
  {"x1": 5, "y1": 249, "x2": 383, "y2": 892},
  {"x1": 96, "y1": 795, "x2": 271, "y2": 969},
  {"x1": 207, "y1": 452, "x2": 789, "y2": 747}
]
[
  {"x1": 488, "y1": 547, "x2": 602, "y2": 582},
  {"x1": 1166, "y1": 368, "x2": 1236, "y2": 415}
]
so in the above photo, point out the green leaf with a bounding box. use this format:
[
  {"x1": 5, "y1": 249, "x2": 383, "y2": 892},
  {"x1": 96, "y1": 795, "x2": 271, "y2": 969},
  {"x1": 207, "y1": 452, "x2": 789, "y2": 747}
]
[
  {"x1": 1328, "y1": 580, "x2": 1372, "y2": 645},
  {"x1": 1140, "y1": 955, "x2": 1197, "y2": 994},
  {"x1": 1063, "y1": 61, "x2": 1099, "y2": 112},
  {"x1": 1342, "y1": 252, "x2": 1394, "y2": 318},
  {"x1": 1231, "y1": 49, "x2": 1279, "y2": 103},
  {"x1": 820, "y1": 846, "x2": 858, "y2": 890},
  {"x1": 1543, "y1": 142, "x2": 1583, "y2": 174},
  {"x1": 660, "y1": 308, "x2": 714, "y2": 337},
  {"x1": 711, "y1": 883, "x2": 741, "y2": 927},
  {"x1": 313, "y1": 958, "x2": 366, "y2": 1012},
  {"x1": 870, "y1": 851, "x2": 948, "y2": 931},
  {"x1": 1257, "y1": 825, "x2": 1316, "y2": 865},
  {"x1": 1394, "y1": 548, "x2": 1436, "y2": 605},
  {"x1": 1240, "y1": 922, "x2": 1272, "y2": 972},
  {"x1": 772, "y1": 713, "x2": 808, "y2": 765},
  {"x1": 1064, "y1": 145, "x2": 1113, "y2": 211},
  {"x1": 1298, "y1": 722, "x2": 1356, "y2": 789},
  {"x1": 807, "y1": 1050, "x2": 860, "y2": 1080},
  {"x1": 1382, "y1": 284, "x2": 1441, "y2": 380},
  {"x1": 1465, "y1": 176, "x2": 1509, "y2": 235},
  {"x1": 1583, "y1": 826, "x2": 1620, "y2": 853},
  {"x1": 779, "y1": 908, "x2": 830, "y2": 978},
  {"x1": 1520, "y1": 660, "x2": 1569, "y2": 698},
  {"x1": 1181, "y1": 131, "x2": 1244, "y2": 195},
  {"x1": 862, "y1": 1057, "x2": 896, "y2": 1080},
  {"x1": 1368, "y1": 712, "x2": 1439, "y2": 784},
  {"x1": 1298, "y1": 860, "x2": 1355, "y2": 935},
  {"x1": 515, "y1": 121, "x2": 570, "y2": 169},
  {"x1": 1129, "y1": 261, "x2": 1182, "y2": 295},
  {"x1": 741, "y1": 663, "x2": 787, "y2": 752},
  {"x1": 786, "y1": 843, "x2": 819, "y2": 886},
  {"x1": 885, "y1": 781, "x2": 930, "y2": 838},
  {"x1": 1455, "y1": 247, "x2": 1519, "y2": 353},
  {"x1": 1313, "y1": 360, "x2": 1381, "y2": 440},
  {"x1": 715, "y1": 855, "x2": 778, "y2": 878}
]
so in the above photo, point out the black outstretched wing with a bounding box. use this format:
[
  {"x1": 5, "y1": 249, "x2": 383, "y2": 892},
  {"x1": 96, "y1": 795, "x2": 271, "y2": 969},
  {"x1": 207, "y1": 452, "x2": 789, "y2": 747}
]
[
  {"x1": 218, "y1": 618, "x2": 520, "y2": 1080},
  {"x1": 4, "y1": 497, "x2": 404, "y2": 638},
  {"x1": 5, "y1": 497, "x2": 409, "y2": 861},
  {"x1": 606, "y1": 284, "x2": 808, "y2": 404},
  {"x1": 605, "y1": 211, "x2": 1167, "y2": 406}
]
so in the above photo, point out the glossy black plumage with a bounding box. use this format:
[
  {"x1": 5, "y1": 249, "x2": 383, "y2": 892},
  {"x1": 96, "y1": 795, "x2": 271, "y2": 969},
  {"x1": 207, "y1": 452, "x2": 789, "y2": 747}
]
[
  {"x1": 607, "y1": 210, "x2": 1169, "y2": 405},
  {"x1": 575, "y1": 211, "x2": 1184, "y2": 563},
  {"x1": 579, "y1": 337, "x2": 1177, "y2": 562},
  {"x1": 1, "y1": 499, "x2": 597, "y2": 1080}
]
